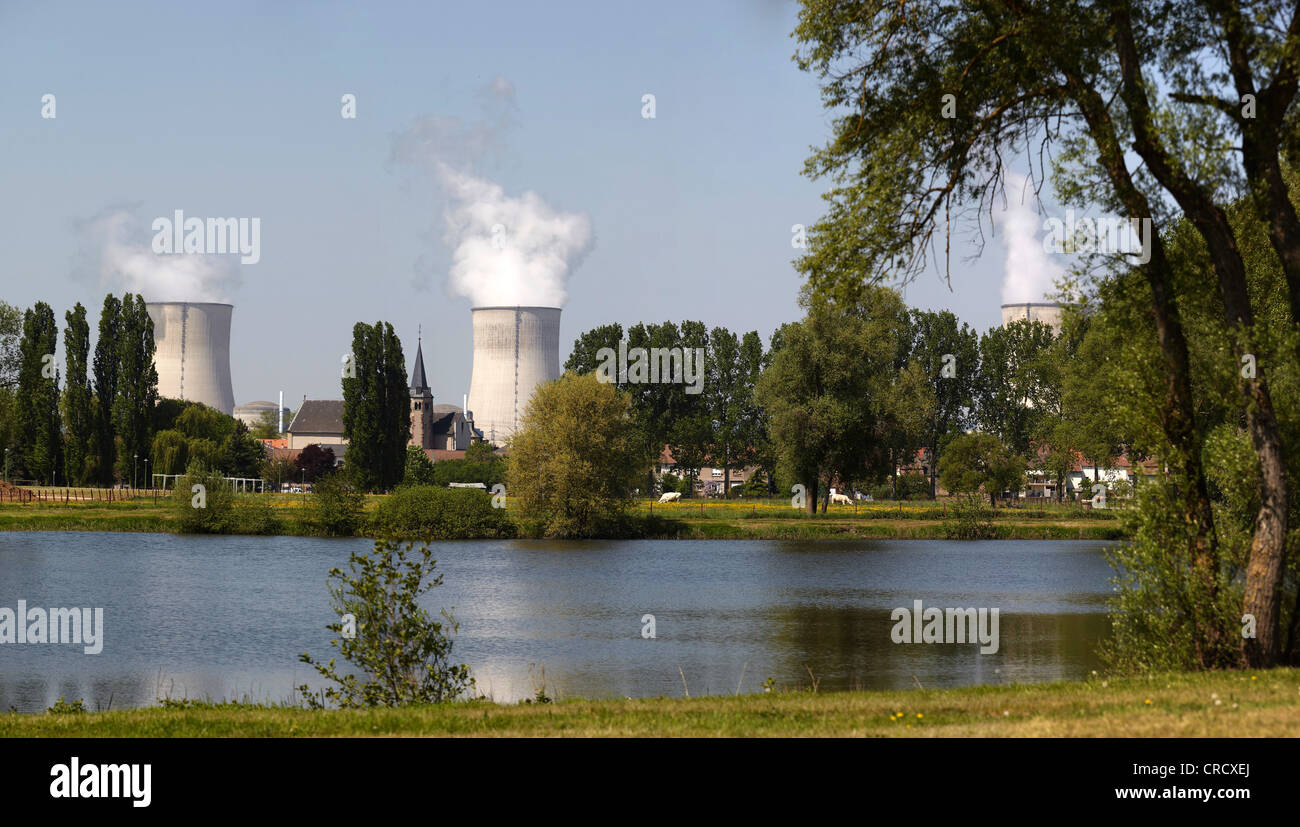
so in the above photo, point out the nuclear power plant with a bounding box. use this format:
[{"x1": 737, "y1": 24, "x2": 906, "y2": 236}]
[
  {"x1": 466, "y1": 306, "x2": 561, "y2": 445},
  {"x1": 146, "y1": 301, "x2": 236, "y2": 415},
  {"x1": 1001, "y1": 301, "x2": 1063, "y2": 334}
]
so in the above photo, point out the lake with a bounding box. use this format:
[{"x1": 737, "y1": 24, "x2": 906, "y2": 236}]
[{"x1": 0, "y1": 532, "x2": 1116, "y2": 711}]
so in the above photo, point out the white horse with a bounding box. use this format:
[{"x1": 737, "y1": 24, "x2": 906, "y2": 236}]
[
  {"x1": 658, "y1": 492, "x2": 682, "y2": 503},
  {"x1": 830, "y1": 492, "x2": 853, "y2": 505}
]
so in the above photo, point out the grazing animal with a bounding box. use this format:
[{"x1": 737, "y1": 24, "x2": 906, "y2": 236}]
[
  {"x1": 830, "y1": 493, "x2": 852, "y2": 505},
  {"x1": 658, "y1": 492, "x2": 682, "y2": 503}
]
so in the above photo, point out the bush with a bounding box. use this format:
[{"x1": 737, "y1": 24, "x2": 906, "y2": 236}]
[
  {"x1": 311, "y1": 474, "x2": 365, "y2": 536},
  {"x1": 170, "y1": 465, "x2": 234, "y2": 533},
  {"x1": 297, "y1": 538, "x2": 474, "y2": 708},
  {"x1": 228, "y1": 494, "x2": 282, "y2": 535},
  {"x1": 169, "y1": 464, "x2": 281, "y2": 535},
  {"x1": 1100, "y1": 481, "x2": 1245, "y2": 673},
  {"x1": 941, "y1": 496, "x2": 996, "y2": 539},
  {"x1": 370, "y1": 485, "x2": 514, "y2": 540}
]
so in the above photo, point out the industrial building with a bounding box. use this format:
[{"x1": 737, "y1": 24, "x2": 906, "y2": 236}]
[
  {"x1": 466, "y1": 306, "x2": 562, "y2": 445},
  {"x1": 146, "y1": 301, "x2": 236, "y2": 415},
  {"x1": 1000, "y1": 301, "x2": 1064, "y2": 334},
  {"x1": 233, "y1": 400, "x2": 288, "y2": 429}
]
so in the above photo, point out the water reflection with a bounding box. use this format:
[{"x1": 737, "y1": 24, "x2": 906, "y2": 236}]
[{"x1": 0, "y1": 533, "x2": 1115, "y2": 711}]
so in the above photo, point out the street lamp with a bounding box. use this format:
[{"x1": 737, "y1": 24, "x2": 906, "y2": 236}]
[
  {"x1": 144, "y1": 458, "x2": 150, "y2": 490},
  {"x1": 133, "y1": 454, "x2": 138, "y2": 490}
]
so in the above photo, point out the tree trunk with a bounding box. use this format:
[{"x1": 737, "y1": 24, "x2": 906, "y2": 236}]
[
  {"x1": 1110, "y1": 11, "x2": 1289, "y2": 666},
  {"x1": 1068, "y1": 71, "x2": 1225, "y2": 664},
  {"x1": 805, "y1": 476, "x2": 818, "y2": 515}
]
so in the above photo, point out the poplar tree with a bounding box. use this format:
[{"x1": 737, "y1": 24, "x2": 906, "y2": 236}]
[
  {"x1": 10, "y1": 302, "x2": 62, "y2": 483},
  {"x1": 342, "y1": 321, "x2": 409, "y2": 492},
  {"x1": 114, "y1": 294, "x2": 158, "y2": 479},
  {"x1": 91, "y1": 294, "x2": 122, "y2": 485},
  {"x1": 62, "y1": 302, "x2": 93, "y2": 484}
]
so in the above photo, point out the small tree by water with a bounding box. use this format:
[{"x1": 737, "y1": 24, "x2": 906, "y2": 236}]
[{"x1": 297, "y1": 538, "x2": 474, "y2": 708}]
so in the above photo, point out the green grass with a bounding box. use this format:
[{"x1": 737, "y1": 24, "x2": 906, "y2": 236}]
[
  {"x1": 5, "y1": 668, "x2": 1294, "y2": 737},
  {"x1": 0, "y1": 491, "x2": 1128, "y2": 540}
]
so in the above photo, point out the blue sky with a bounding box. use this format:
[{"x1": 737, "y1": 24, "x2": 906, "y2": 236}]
[{"x1": 0, "y1": 0, "x2": 1019, "y2": 407}]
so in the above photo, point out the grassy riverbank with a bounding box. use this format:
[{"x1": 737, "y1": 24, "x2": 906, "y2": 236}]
[
  {"x1": 0, "y1": 493, "x2": 1125, "y2": 540},
  {"x1": 4, "y1": 668, "x2": 1294, "y2": 737}
]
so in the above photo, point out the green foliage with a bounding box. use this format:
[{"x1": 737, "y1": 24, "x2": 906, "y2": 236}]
[
  {"x1": 46, "y1": 697, "x2": 86, "y2": 715},
  {"x1": 659, "y1": 472, "x2": 689, "y2": 495},
  {"x1": 311, "y1": 474, "x2": 365, "y2": 537},
  {"x1": 402, "y1": 445, "x2": 436, "y2": 486},
  {"x1": 168, "y1": 462, "x2": 282, "y2": 535},
  {"x1": 370, "y1": 485, "x2": 513, "y2": 540},
  {"x1": 342, "y1": 320, "x2": 409, "y2": 492},
  {"x1": 1101, "y1": 482, "x2": 1244, "y2": 674},
  {"x1": 941, "y1": 496, "x2": 996, "y2": 540},
  {"x1": 9, "y1": 302, "x2": 62, "y2": 483},
  {"x1": 113, "y1": 294, "x2": 158, "y2": 474},
  {"x1": 507, "y1": 371, "x2": 651, "y2": 538},
  {"x1": 61, "y1": 303, "x2": 92, "y2": 485},
  {"x1": 90, "y1": 294, "x2": 121, "y2": 485},
  {"x1": 938, "y1": 432, "x2": 1026, "y2": 507},
  {"x1": 227, "y1": 494, "x2": 282, "y2": 536},
  {"x1": 755, "y1": 285, "x2": 912, "y2": 512},
  {"x1": 221, "y1": 421, "x2": 264, "y2": 478},
  {"x1": 297, "y1": 538, "x2": 475, "y2": 708},
  {"x1": 150, "y1": 429, "x2": 189, "y2": 476},
  {"x1": 975, "y1": 319, "x2": 1056, "y2": 457},
  {"x1": 169, "y1": 464, "x2": 235, "y2": 534},
  {"x1": 872, "y1": 473, "x2": 932, "y2": 501}
]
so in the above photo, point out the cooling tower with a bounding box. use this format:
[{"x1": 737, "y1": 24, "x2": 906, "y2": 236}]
[
  {"x1": 467, "y1": 306, "x2": 561, "y2": 445},
  {"x1": 146, "y1": 302, "x2": 236, "y2": 415},
  {"x1": 1001, "y1": 302, "x2": 1063, "y2": 334}
]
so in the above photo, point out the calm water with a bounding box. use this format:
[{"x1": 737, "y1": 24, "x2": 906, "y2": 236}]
[{"x1": 0, "y1": 532, "x2": 1115, "y2": 711}]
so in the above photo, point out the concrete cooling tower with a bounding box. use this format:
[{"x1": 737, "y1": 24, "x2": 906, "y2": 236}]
[
  {"x1": 467, "y1": 306, "x2": 561, "y2": 445},
  {"x1": 1001, "y1": 302, "x2": 1063, "y2": 334},
  {"x1": 146, "y1": 302, "x2": 236, "y2": 415}
]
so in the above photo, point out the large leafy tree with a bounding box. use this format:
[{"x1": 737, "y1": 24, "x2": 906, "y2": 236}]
[
  {"x1": 704, "y1": 327, "x2": 766, "y2": 497},
  {"x1": 342, "y1": 321, "x2": 409, "y2": 492},
  {"x1": 62, "y1": 303, "x2": 93, "y2": 485},
  {"x1": 506, "y1": 371, "x2": 651, "y2": 537},
  {"x1": 9, "y1": 302, "x2": 62, "y2": 483},
  {"x1": 938, "y1": 432, "x2": 1027, "y2": 509},
  {"x1": 756, "y1": 284, "x2": 912, "y2": 513},
  {"x1": 909, "y1": 309, "x2": 979, "y2": 498},
  {"x1": 793, "y1": 0, "x2": 1299, "y2": 666},
  {"x1": 974, "y1": 319, "x2": 1057, "y2": 456}
]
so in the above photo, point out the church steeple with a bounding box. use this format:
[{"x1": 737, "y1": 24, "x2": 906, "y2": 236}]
[
  {"x1": 409, "y1": 329, "x2": 430, "y2": 395},
  {"x1": 409, "y1": 328, "x2": 435, "y2": 450}
]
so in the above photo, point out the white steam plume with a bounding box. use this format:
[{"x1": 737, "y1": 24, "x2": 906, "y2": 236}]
[
  {"x1": 74, "y1": 206, "x2": 237, "y2": 302},
  {"x1": 390, "y1": 77, "x2": 592, "y2": 308},
  {"x1": 438, "y1": 163, "x2": 591, "y2": 308},
  {"x1": 999, "y1": 173, "x2": 1062, "y2": 304}
]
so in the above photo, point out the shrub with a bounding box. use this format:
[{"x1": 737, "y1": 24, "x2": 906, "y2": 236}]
[
  {"x1": 370, "y1": 485, "x2": 514, "y2": 540},
  {"x1": 170, "y1": 464, "x2": 281, "y2": 535},
  {"x1": 298, "y1": 538, "x2": 474, "y2": 708},
  {"x1": 311, "y1": 474, "x2": 365, "y2": 537},
  {"x1": 941, "y1": 495, "x2": 996, "y2": 539},
  {"x1": 1100, "y1": 481, "x2": 1245, "y2": 673},
  {"x1": 170, "y1": 465, "x2": 234, "y2": 533},
  {"x1": 228, "y1": 494, "x2": 282, "y2": 535}
]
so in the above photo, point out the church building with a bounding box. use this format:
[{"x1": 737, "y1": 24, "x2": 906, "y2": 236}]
[{"x1": 408, "y1": 335, "x2": 478, "y2": 452}]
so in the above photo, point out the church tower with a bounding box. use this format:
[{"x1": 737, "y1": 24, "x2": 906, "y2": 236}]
[{"x1": 409, "y1": 332, "x2": 434, "y2": 450}]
